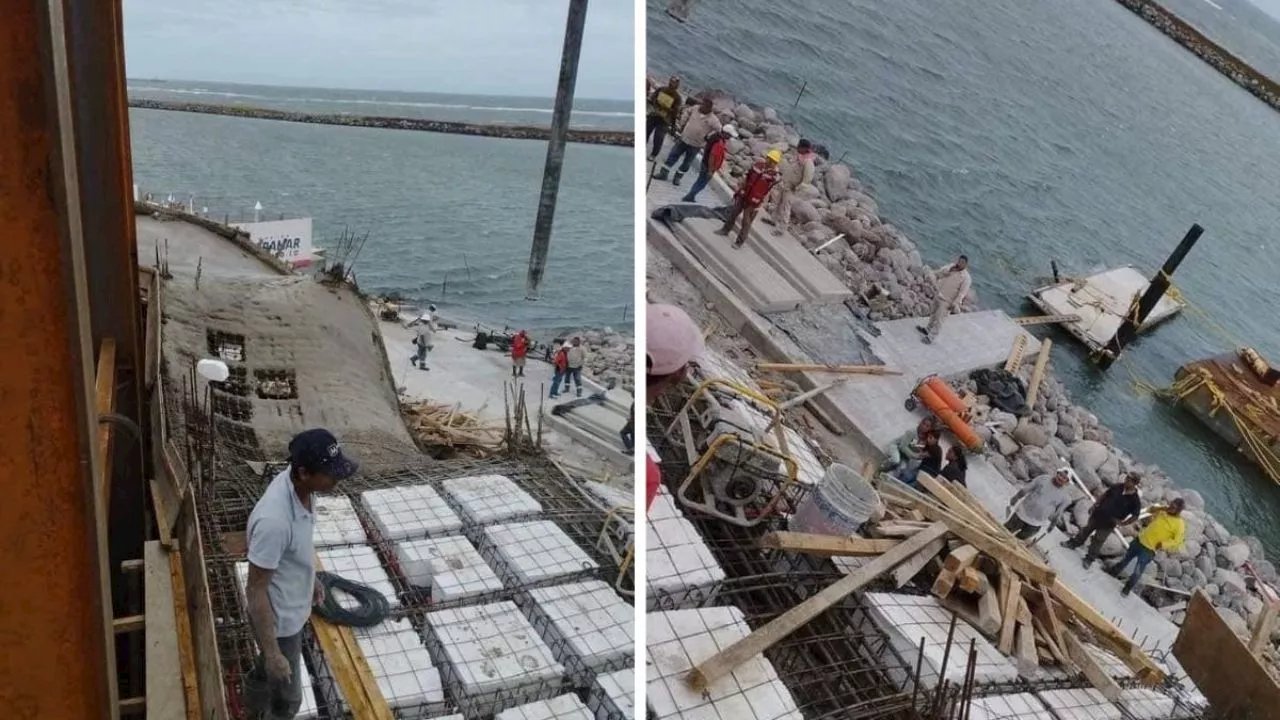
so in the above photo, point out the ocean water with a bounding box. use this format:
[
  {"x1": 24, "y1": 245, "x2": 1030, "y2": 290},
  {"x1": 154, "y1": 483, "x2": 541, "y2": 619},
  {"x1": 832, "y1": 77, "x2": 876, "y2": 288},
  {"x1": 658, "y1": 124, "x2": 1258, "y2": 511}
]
[
  {"x1": 128, "y1": 81, "x2": 634, "y2": 335},
  {"x1": 650, "y1": 0, "x2": 1280, "y2": 555}
]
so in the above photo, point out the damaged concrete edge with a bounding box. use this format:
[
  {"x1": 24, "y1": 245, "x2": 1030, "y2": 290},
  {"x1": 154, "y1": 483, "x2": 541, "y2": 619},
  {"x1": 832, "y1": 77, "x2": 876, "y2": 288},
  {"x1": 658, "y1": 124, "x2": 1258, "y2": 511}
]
[{"x1": 133, "y1": 201, "x2": 294, "y2": 276}]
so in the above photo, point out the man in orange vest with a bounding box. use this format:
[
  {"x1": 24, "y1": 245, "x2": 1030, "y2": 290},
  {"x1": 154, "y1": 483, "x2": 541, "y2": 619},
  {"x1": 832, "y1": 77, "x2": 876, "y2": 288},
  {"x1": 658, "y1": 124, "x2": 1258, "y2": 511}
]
[
  {"x1": 510, "y1": 330, "x2": 529, "y2": 378},
  {"x1": 716, "y1": 149, "x2": 782, "y2": 249},
  {"x1": 549, "y1": 341, "x2": 570, "y2": 398}
]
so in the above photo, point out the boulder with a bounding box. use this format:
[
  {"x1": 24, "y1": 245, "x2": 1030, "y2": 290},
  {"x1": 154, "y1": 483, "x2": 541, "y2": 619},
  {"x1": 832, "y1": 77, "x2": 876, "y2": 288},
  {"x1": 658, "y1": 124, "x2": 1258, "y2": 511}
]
[
  {"x1": 1070, "y1": 440, "x2": 1110, "y2": 473},
  {"x1": 1217, "y1": 606, "x2": 1250, "y2": 637},
  {"x1": 1196, "y1": 554, "x2": 1215, "y2": 577},
  {"x1": 989, "y1": 410, "x2": 1019, "y2": 432},
  {"x1": 1258, "y1": 560, "x2": 1279, "y2": 585},
  {"x1": 1182, "y1": 489, "x2": 1205, "y2": 511},
  {"x1": 1214, "y1": 567, "x2": 1248, "y2": 595},
  {"x1": 1011, "y1": 456, "x2": 1029, "y2": 482},
  {"x1": 824, "y1": 164, "x2": 854, "y2": 202},
  {"x1": 1224, "y1": 541, "x2": 1251, "y2": 569},
  {"x1": 1021, "y1": 446, "x2": 1059, "y2": 478},
  {"x1": 1097, "y1": 454, "x2": 1121, "y2": 486},
  {"x1": 1099, "y1": 534, "x2": 1127, "y2": 557},
  {"x1": 1055, "y1": 420, "x2": 1081, "y2": 444},
  {"x1": 1012, "y1": 419, "x2": 1050, "y2": 448},
  {"x1": 1245, "y1": 535, "x2": 1267, "y2": 564},
  {"x1": 994, "y1": 433, "x2": 1020, "y2": 457},
  {"x1": 790, "y1": 199, "x2": 822, "y2": 225},
  {"x1": 1178, "y1": 539, "x2": 1201, "y2": 559}
]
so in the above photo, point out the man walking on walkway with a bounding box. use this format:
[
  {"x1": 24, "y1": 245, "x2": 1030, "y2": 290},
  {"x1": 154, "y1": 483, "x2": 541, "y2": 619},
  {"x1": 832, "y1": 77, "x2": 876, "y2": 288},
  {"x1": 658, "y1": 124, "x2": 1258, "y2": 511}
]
[
  {"x1": 655, "y1": 98, "x2": 721, "y2": 186},
  {"x1": 772, "y1": 139, "x2": 816, "y2": 236},
  {"x1": 682, "y1": 125, "x2": 736, "y2": 202},
  {"x1": 1062, "y1": 473, "x2": 1142, "y2": 568},
  {"x1": 1004, "y1": 468, "x2": 1074, "y2": 541},
  {"x1": 564, "y1": 336, "x2": 586, "y2": 397},
  {"x1": 1108, "y1": 497, "x2": 1186, "y2": 597},
  {"x1": 243, "y1": 429, "x2": 358, "y2": 719},
  {"x1": 918, "y1": 255, "x2": 971, "y2": 344},
  {"x1": 410, "y1": 315, "x2": 436, "y2": 371},
  {"x1": 716, "y1": 149, "x2": 782, "y2": 249},
  {"x1": 647, "y1": 77, "x2": 683, "y2": 160}
]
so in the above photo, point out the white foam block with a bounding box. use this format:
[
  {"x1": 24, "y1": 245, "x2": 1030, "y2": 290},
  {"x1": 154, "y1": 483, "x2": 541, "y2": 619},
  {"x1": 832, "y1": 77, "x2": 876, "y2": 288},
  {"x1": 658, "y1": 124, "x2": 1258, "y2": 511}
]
[
  {"x1": 589, "y1": 669, "x2": 635, "y2": 720},
  {"x1": 864, "y1": 593, "x2": 1019, "y2": 688},
  {"x1": 645, "y1": 488, "x2": 723, "y2": 609},
  {"x1": 1118, "y1": 687, "x2": 1177, "y2": 720},
  {"x1": 316, "y1": 545, "x2": 399, "y2": 609},
  {"x1": 442, "y1": 474, "x2": 542, "y2": 524},
  {"x1": 394, "y1": 535, "x2": 503, "y2": 601},
  {"x1": 353, "y1": 617, "x2": 444, "y2": 710},
  {"x1": 485, "y1": 521, "x2": 599, "y2": 584},
  {"x1": 428, "y1": 601, "x2": 564, "y2": 698},
  {"x1": 647, "y1": 607, "x2": 803, "y2": 720},
  {"x1": 966, "y1": 693, "x2": 1054, "y2": 720},
  {"x1": 362, "y1": 483, "x2": 463, "y2": 540},
  {"x1": 497, "y1": 694, "x2": 594, "y2": 720},
  {"x1": 1035, "y1": 688, "x2": 1122, "y2": 720},
  {"x1": 529, "y1": 580, "x2": 633, "y2": 672},
  {"x1": 312, "y1": 494, "x2": 367, "y2": 548}
]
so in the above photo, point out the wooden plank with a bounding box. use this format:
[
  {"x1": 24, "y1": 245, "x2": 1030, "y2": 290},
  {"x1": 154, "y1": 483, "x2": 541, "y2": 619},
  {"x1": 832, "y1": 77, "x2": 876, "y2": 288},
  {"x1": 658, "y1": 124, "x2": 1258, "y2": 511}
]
[
  {"x1": 1013, "y1": 314, "x2": 1081, "y2": 326},
  {"x1": 998, "y1": 577, "x2": 1022, "y2": 654},
  {"x1": 120, "y1": 697, "x2": 146, "y2": 716},
  {"x1": 891, "y1": 537, "x2": 947, "y2": 589},
  {"x1": 1062, "y1": 631, "x2": 1122, "y2": 701},
  {"x1": 168, "y1": 549, "x2": 201, "y2": 720},
  {"x1": 976, "y1": 583, "x2": 1003, "y2": 635},
  {"x1": 1048, "y1": 579, "x2": 1164, "y2": 682},
  {"x1": 756, "y1": 362, "x2": 902, "y2": 376},
  {"x1": 943, "y1": 545, "x2": 980, "y2": 573},
  {"x1": 957, "y1": 567, "x2": 990, "y2": 595},
  {"x1": 1030, "y1": 615, "x2": 1069, "y2": 666},
  {"x1": 917, "y1": 473, "x2": 996, "y2": 532},
  {"x1": 143, "y1": 541, "x2": 188, "y2": 719},
  {"x1": 943, "y1": 592, "x2": 1000, "y2": 636},
  {"x1": 1025, "y1": 338, "x2": 1053, "y2": 409},
  {"x1": 1250, "y1": 601, "x2": 1280, "y2": 656},
  {"x1": 914, "y1": 503, "x2": 1056, "y2": 585},
  {"x1": 869, "y1": 522, "x2": 932, "y2": 539},
  {"x1": 932, "y1": 569, "x2": 959, "y2": 598},
  {"x1": 143, "y1": 270, "x2": 159, "y2": 391},
  {"x1": 95, "y1": 338, "x2": 117, "y2": 500},
  {"x1": 113, "y1": 615, "x2": 145, "y2": 634},
  {"x1": 686, "y1": 523, "x2": 950, "y2": 691},
  {"x1": 1015, "y1": 621, "x2": 1040, "y2": 672},
  {"x1": 1036, "y1": 586, "x2": 1070, "y2": 661},
  {"x1": 312, "y1": 556, "x2": 394, "y2": 720},
  {"x1": 1004, "y1": 334, "x2": 1028, "y2": 372},
  {"x1": 1175, "y1": 590, "x2": 1280, "y2": 720},
  {"x1": 759, "y1": 532, "x2": 901, "y2": 557}
]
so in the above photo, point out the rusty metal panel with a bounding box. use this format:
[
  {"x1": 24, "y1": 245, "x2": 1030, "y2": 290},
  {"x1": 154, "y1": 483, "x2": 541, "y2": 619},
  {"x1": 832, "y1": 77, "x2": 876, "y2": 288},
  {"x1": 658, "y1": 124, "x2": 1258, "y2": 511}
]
[
  {"x1": 1174, "y1": 590, "x2": 1280, "y2": 720},
  {"x1": 0, "y1": 1, "x2": 118, "y2": 717}
]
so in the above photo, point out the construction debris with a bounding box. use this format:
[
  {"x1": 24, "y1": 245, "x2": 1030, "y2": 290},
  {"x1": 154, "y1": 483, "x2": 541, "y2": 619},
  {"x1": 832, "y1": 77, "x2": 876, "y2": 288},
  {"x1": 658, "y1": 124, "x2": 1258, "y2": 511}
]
[{"x1": 401, "y1": 401, "x2": 503, "y2": 455}]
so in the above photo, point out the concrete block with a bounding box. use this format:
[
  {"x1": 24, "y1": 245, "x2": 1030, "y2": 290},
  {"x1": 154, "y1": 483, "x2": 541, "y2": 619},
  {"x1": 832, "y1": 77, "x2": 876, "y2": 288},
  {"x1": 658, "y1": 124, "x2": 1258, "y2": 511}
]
[
  {"x1": 646, "y1": 607, "x2": 803, "y2": 720},
  {"x1": 362, "y1": 483, "x2": 463, "y2": 541},
  {"x1": 313, "y1": 494, "x2": 368, "y2": 548},
  {"x1": 863, "y1": 593, "x2": 1019, "y2": 689},
  {"x1": 394, "y1": 535, "x2": 503, "y2": 602},
  {"x1": 497, "y1": 694, "x2": 594, "y2": 720},
  {"x1": 442, "y1": 474, "x2": 542, "y2": 525},
  {"x1": 483, "y1": 521, "x2": 599, "y2": 585},
  {"x1": 587, "y1": 669, "x2": 634, "y2": 720},
  {"x1": 967, "y1": 694, "x2": 1054, "y2": 720},
  {"x1": 315, "y1": 545, "x2": 400, "y2": 609},
  {"x1": 1035, "y1": 688, "x2": 1122, "y2": 720},
  {"x1": 426, "y1": 601, "x2": 565, "y2": 716},
  {"x1": 525, "y1": 580, "x2": 634, "y2": 681},
  {"x1": 645, "y1": 487, "x2": 723, "y2": 611}
]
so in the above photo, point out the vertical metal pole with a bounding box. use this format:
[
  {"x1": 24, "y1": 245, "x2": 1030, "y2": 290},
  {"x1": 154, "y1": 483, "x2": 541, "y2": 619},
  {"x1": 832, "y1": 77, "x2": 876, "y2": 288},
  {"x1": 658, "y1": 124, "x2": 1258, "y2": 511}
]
[
  {"x1": 525, "y1": 0, "x2": 589, "y2": 300},
  {"x1": 1097, "y1": 223, "x2": 1203, "y2": 369}
]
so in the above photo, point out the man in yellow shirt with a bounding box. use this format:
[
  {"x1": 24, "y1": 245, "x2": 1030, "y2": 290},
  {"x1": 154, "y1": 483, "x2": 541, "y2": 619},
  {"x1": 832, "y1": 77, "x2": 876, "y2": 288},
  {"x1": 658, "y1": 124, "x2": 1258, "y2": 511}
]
[{"x1": 1106, "y1": 497, "x2": 1186, "y2": 597}]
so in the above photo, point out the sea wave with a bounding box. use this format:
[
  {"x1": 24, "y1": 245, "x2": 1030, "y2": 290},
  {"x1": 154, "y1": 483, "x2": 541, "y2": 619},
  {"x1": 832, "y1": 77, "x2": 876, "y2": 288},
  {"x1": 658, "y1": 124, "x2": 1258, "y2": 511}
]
[{"x1": 126, "y1": 85, "x2": 632, "y2": 117}]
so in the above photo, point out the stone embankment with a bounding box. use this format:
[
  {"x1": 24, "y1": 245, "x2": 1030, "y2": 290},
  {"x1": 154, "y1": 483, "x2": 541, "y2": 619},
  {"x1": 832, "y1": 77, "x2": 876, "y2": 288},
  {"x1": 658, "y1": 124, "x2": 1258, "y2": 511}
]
[
  {"x1": 674, "y1": 81, "x2": 1280, "y2": 654},
  {"x1": 1118, "y1": 0, "x2": 1280, "y2": 111},
  {"x1": 564, "y1": 328, "x2": 635, "y2": 394},
  {"x1": 129, "y1": 98, "x2": 634, "y2": 147}
]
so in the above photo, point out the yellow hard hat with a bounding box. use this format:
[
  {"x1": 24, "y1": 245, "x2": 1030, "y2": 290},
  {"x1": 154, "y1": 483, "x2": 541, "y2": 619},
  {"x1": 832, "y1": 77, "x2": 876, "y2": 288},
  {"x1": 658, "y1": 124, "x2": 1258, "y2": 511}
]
[{"x1": 766, "y1": 149, "x2": 783, "y2": 163}]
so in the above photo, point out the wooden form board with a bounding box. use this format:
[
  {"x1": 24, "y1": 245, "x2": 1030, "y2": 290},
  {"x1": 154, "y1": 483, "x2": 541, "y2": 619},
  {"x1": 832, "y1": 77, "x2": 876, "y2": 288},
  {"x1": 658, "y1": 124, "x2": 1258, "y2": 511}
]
[
  {"x1": 311, "y1": 556, "x2": 394, "y2": 720},
  {"x1": 144, "y1": 541, "x2": 188, "y2": 719},
  {"x1": 759, "y1": 532, "x2": 900, "y2": 557},
  {"x1": 1174, "y1": 590, "x2": 1280, "y2": 720},
  {"x1": 96, "y1": 338, "x2": 117, "y2": 501}
]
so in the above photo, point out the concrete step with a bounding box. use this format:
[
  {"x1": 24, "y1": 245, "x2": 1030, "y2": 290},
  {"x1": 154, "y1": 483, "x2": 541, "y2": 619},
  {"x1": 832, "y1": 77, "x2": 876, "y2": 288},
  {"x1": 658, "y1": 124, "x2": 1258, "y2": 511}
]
[{"x1": 668, "y1": 218, "x2": 807, "y2": 312}]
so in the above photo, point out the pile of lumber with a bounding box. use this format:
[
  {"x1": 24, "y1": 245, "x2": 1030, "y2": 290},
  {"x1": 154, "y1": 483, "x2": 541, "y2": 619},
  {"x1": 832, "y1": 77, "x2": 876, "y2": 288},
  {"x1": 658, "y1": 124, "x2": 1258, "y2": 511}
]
[
  {"x1": 401, "y1": 401, "x2": 502, "y2": 455},
  {"x1": 689, "y1": 472, "x2": 1165, "y2": 700}
]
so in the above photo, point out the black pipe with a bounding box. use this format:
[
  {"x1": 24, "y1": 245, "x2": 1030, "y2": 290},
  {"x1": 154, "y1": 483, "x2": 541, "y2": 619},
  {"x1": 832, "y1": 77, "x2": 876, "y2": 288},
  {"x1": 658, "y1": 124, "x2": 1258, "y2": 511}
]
[
  {"x1": 1096, "y1": 223, "x2": 1203, "y2": 370},
  {"x1": 525, "y1": 0, "x2": 589, "y2": 300}
]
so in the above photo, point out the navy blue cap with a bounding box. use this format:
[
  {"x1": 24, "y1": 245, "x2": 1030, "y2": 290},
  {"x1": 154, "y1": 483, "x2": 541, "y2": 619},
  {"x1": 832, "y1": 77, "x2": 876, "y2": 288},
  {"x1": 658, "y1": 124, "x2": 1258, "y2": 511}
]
[{"x1": 288, "y1": 428, "x2": 358, "y2": 480}]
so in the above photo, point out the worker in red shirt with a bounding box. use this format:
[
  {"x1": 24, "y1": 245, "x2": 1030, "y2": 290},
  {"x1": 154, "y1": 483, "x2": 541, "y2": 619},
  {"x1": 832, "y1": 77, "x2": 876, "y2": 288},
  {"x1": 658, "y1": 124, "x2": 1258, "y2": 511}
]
[
  {"x1": 681, "y1": 125, "x2": 737, "y2": 203},
  {"x1": 716, "y1": 149, "x2": 782, "y2": 249},
  {"x1": 549, "y1": 342, "x2": 570, "y2": 398},
  {"x1": 645, "y1": 303, "x2": 705, "y2": 512},
  {"x1": 510, "y1": 330, "x2": 529, "y2": 378}
]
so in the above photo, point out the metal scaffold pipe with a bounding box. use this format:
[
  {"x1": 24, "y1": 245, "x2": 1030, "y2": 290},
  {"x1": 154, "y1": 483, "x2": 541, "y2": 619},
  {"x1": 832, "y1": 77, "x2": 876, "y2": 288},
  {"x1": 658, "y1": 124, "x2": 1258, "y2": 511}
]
[{"x1": 525, "y1": 0, "x2": 589, "y2": 300}]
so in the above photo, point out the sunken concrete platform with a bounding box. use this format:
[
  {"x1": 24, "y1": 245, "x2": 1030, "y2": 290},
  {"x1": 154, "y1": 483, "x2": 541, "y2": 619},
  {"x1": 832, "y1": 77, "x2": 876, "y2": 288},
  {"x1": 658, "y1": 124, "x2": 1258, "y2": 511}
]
[
  {"x1": 646, "y1": 486, "x2": 724, "y2": 611},
  {"x1": 482, "y1": 521, "x2": 600, "y2": 586},
  {"x1": 441, "y1": 474, "x2": 542, "y2": 525},
  {"x1": 587, "y1": 669, "x2": 635, "y2": 720},
  {"x1": 665, "y1": 217, "x2": 808, "y2": 312},
  {"x1": 394, "y1": 535, "x2": 504, "y2": 602},
  {"x1": 646, "y1": 606, "x2": 804, "y2": 720},
  {"x1": 362, "y1": 483, "x2": 464, "y2": 541},
  {"x1": 497, "y1": 694, "x2": 594, "y2": 720},
  {"x1": 524, "y1": 580, "x2": 634, "y2": 682}
]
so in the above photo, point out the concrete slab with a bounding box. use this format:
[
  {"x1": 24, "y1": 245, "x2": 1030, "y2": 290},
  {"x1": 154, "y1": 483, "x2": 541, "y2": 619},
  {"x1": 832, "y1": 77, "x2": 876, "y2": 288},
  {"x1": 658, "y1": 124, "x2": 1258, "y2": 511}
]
[
  {"x1": 426, "y1": 601, "x2": 565, "y2": 716},
  {"x1": 667, "y1": 218, "x2": 807, "y2": 313},
  {"x1": 1028, "y1": 266, "x2": 1184, "y2": 353},
  {"x1": 646, "y1": 487, "x2": 724, "y2": 611},
  {"x1": 497, "y1": 694, "x2": 594, "y2": 720},
  {"x1": 966, "y1": 693, "x2": 1055, "y2": 720},
  {"x1": 1035, "y1": 688, "x2": 1122, "y2": 720},
  {"x1": 646, "y1": 607, "x2": 804, "y2": 720},
  {"x1": 137, "y1": 214, "x2": 279, "y2": 277},
  {"x1": 862, "y1": 593, "x2": 1020, "y2": 689},
  {"x1": 315, "y1": 545, "x2": 400, "y2": 609},
  {"x1": 394, "y1": 535, "x2": 503, "y2": 602},
  {"x1": 525, "y1": 580, "x2": 634, "y2": 681},
  {"x1": 361, "y1": 483, "x2": 464, "y2": 541},
  {"x1": 824, "y1": 311, "x2": 1041, "y2": 451},
  {"x1": 441, "y1": 474, "x2": 542, "y2": 525},
  {"x1": 587, "y1": 669, "x2": 635, "y2": 720},
  {"x1": 483, "y1": 520, "x2": 599, "y2": 585},
  {"x1": 312, "y1": 494, "x2": 367, "y2": 548}
]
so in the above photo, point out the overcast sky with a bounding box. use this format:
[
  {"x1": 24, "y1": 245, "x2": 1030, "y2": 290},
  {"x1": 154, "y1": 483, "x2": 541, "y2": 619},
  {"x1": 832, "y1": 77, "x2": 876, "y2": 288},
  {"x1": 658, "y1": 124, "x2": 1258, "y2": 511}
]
[{"x1": 123, "y1": 0, "x2": 634, "y2": 99}]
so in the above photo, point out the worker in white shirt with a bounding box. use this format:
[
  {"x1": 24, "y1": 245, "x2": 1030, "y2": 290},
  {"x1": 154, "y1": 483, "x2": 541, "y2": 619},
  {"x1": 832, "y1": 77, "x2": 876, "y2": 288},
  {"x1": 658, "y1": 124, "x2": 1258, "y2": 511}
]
[{"x1": 918, "y1": 255, "x2": 972, "y2": 344}]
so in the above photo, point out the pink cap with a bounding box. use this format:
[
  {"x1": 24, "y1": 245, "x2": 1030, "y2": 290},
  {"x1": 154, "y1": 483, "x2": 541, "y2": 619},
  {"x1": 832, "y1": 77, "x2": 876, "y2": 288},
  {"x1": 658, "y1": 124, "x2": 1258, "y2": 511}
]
[{"x1": 647, "y1": 304, "x2": 704, "y2": 375}]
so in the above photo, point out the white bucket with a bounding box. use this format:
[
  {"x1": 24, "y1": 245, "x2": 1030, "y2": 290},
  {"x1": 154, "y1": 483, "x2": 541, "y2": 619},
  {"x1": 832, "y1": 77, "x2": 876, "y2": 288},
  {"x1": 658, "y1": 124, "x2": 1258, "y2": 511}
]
[{"x1": 791, "y1": 463, "x2": 882, "y2": 536}]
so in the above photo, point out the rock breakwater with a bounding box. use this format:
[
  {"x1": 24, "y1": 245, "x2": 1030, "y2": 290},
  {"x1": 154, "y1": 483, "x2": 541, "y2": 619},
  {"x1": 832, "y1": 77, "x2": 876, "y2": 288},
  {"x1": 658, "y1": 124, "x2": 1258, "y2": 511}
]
[{"x1": 129, "y1": 98, "x2": 634, "y2": 147}]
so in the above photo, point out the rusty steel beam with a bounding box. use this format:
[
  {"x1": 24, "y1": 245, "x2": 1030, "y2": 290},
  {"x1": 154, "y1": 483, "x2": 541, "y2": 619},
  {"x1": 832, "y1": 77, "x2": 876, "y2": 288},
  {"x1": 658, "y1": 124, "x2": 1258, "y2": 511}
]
[{"x1": 0, "y1": 1, "x2": 120, "y2": 718}]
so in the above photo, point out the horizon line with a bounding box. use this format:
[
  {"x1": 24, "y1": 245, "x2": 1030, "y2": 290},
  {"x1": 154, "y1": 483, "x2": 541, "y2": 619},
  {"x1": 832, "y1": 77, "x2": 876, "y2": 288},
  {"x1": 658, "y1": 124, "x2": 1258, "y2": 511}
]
[{"x1": 124, "y1": 76, "x2": 632, "y2": 105}]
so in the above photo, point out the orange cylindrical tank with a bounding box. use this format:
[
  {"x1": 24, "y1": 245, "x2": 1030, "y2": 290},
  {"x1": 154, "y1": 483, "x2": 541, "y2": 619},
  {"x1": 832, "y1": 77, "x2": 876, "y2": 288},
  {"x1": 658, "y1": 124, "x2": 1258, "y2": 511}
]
[
  {"x1": 916, "y1": 382, "x2": 984, "y2": 451},
  {"x1": 923, "y1": 376, "x2": 969, "y2": 416}
]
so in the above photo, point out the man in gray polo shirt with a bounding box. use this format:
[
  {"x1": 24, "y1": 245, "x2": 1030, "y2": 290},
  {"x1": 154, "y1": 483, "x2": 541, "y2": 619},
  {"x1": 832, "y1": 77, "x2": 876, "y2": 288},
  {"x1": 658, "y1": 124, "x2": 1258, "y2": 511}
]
[
  {"x1": 243, "y1": 428, "x2": 357, "y2": 719},
  {"x1": 1004, "y1": 467, "x2": 1074, "y2": 541}
]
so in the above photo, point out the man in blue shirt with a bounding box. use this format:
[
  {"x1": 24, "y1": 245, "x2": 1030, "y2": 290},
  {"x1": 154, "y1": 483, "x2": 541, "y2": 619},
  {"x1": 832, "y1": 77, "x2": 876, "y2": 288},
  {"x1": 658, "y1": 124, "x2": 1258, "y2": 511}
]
[{"x1": 242, "y1": 429, "x2": 358, "y2": 719}]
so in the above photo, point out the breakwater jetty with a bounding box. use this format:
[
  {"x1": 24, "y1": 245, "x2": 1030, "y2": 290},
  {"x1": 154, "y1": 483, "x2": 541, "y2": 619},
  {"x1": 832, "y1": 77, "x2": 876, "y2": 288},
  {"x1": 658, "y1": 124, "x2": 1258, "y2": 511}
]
[
  {"x1": 128, "y1": 98, "x2": 634, "y2": 147},
  {"x1": 1119, "y1": 0, "x2": 1280, "y2": 110}
]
